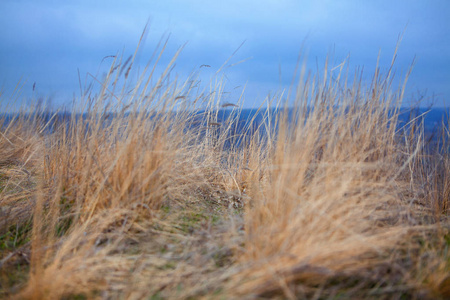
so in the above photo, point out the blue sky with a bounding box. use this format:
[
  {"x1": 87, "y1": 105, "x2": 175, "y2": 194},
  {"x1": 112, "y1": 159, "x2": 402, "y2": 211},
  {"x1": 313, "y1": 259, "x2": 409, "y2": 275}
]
[{"x1": 0, "y1": 0, "x2": 449, "y2": 109}]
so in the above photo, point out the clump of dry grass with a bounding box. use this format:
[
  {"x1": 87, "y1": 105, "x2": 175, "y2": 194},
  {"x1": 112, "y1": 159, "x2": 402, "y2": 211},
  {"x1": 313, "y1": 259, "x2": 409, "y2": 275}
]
[{"x1": 0, "y1": 38, "x2": 449, "y2": 299}]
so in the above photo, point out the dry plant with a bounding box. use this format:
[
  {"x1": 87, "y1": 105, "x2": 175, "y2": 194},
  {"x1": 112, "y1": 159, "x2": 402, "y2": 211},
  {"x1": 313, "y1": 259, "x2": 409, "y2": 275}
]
[{"x1": 0, "y1": 36, "x2": 449, "y2": 299}]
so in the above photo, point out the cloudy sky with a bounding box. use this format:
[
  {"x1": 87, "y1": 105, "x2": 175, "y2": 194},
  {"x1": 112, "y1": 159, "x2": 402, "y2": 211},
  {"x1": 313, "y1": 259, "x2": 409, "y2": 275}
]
[{"x1": 1, "y1": 0, "x2": 449, "y2": 109}]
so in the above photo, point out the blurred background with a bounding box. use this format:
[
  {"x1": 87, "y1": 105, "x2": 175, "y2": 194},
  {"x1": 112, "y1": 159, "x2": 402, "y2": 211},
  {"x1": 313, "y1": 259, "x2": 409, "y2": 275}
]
[{"x1": 0, "y1": 0, "x2": 449, "y2": 109}]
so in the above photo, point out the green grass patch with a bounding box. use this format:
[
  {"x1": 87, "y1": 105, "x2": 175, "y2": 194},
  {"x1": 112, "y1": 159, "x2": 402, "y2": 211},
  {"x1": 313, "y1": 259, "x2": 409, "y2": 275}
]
[{"x1": 0, "y1": 219, "x2": 32, "y2": 251}]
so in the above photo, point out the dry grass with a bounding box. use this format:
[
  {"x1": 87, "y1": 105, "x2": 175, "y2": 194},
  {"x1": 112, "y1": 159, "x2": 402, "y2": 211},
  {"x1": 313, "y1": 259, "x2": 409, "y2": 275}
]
[{"x1": 0, "y1": 41, "x2": 449, "y2": 299}]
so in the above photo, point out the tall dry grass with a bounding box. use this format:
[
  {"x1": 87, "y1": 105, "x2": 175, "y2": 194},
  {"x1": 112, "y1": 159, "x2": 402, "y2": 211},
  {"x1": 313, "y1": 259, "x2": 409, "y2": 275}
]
[{"x1": 0, "y1": 39, "x2": 449, "y2": 299}]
